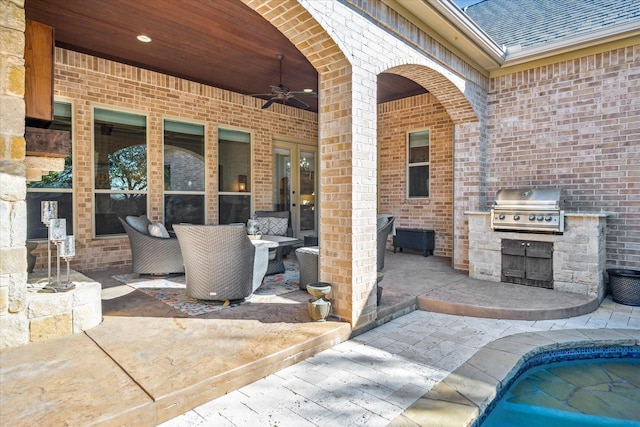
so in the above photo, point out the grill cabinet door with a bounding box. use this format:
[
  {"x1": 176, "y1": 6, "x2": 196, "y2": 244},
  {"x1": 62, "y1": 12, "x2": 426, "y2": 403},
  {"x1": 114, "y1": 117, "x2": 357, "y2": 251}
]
[
  {"x1": 501, "y1": 240, "x2": 553, "y2": 288},
  {"x1": 501, "y1": 240, "x2": 526, "y2": 284},
  {"x1": 525, "y1": 241, "x2": 553, "y2": 287}
]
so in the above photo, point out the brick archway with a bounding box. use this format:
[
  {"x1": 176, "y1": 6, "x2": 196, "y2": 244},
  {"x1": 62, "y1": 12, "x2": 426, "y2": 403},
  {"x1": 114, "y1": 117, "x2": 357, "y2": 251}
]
[
  {"x1": 385, "y1": 64, "x2": 479, "y2": 124},
  {"x1": 241, "y1": 0, "x2": 366, "y2": 326}
]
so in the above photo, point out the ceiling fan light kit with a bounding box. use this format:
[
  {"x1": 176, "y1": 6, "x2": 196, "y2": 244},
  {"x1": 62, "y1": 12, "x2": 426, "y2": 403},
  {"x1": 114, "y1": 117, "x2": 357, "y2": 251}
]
[{"x1": 252, "y1": 54, "x2": 317, "y2": 110}]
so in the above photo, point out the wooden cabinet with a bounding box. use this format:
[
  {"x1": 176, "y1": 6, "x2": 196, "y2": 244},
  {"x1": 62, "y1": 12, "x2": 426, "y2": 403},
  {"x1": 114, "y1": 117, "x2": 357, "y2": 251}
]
[
  {"x1": 25, "y1": 20, "x2": 54, "y2": 126},
  {"x1": 501, "y1": 239, "x2": 553, "y2": 289}
]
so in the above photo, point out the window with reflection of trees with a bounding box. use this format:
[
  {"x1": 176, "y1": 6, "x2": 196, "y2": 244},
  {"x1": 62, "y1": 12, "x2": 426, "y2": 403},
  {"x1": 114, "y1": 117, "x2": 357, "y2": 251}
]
[
  {"x1": 27, "y1": 101, "x2": 73, "y2": 239},
  {"x1": 218, "y1": 129, "x2": 251, "y2": 224},
  {"x1": 93, "y1": 108, "x2": 147, "y2": 236},
  {"x1": 163, "y1": 120, "x2": 205, "y2": 229}
]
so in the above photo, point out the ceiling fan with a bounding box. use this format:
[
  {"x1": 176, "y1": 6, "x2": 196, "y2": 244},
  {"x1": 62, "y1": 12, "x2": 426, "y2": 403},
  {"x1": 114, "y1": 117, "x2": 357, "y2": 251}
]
[{"x1": 253, "y1": 54, "x2": 317, "y2": 110}]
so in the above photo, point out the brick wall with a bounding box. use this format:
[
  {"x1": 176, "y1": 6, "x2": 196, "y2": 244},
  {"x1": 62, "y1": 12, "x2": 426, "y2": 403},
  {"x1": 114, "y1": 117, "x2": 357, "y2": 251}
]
[
  {"x1": 378, "y1": 93, "x2": 455, "y2": 258},
  {"x1": 487, "y1": 45, "x2": 640, "y2": 269},
  {"x1": 28, "y1": 48, "x2": 318, "y2": 272}
]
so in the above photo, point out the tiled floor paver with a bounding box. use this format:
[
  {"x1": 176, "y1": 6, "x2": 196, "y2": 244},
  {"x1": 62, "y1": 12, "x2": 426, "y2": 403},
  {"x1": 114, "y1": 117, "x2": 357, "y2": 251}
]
[{"x1": 160, "y1": 297, "x2": 639, "y2": 426}]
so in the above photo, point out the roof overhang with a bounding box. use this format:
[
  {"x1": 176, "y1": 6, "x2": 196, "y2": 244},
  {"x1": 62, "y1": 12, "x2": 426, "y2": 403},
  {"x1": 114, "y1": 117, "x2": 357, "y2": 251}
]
[
  {"x1": 388, "y1": 0, "x2": 640, "y2": 75},
  {"x1": 387, "y1": 0, "x2": 505, "y2": 73}
]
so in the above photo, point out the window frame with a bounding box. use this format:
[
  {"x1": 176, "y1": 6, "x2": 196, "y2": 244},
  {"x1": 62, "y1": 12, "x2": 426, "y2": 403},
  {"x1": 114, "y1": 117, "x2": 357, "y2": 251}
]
[
  {"x1": 217, "y1": 127, "x2": 253, "y2": 224},
  {"x1": 406, "y1": 128, "x2": 431, "y2": 199},
  {"x1": 26, "y1": 98, "x2": 75, "y2": 240},
  {"x1": 162, "y1": 117, "x2": 207, "y2": 229},
  {"x1": 91, "y1": 105, "x2": 149, "y2": 238}
]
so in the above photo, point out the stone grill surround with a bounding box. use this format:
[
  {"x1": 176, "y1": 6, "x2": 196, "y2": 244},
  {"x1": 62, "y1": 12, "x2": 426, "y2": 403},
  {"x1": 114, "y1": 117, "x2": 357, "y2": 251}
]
[{"x1": 468, "y1": 212, "x2": 609, "y2": 301}]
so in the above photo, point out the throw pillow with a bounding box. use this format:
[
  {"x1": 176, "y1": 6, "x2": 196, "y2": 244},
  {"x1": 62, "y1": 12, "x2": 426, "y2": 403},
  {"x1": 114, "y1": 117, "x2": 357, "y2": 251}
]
[
  {"x1": 148, "y1": 222, "x2": 170, "y2": 238},
  {"x1": 268, "y1": 217, "x2": 288, "y2": 236},
  {"x1": 256, "y1": 217, "x2": 288, "y2": 236},
  {"x1": 126, "y1": 215, "x2": 151, "y2": 234},
  {"x1": 255, "y1": 217, "x2": 271, "y2": 235}
]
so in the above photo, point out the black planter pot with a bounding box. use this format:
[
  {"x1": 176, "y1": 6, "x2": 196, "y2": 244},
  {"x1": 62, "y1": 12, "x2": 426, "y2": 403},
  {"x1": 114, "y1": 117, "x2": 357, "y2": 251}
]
[{"x1": 607, "y1": 269, "x2": 640, "y2": 306}]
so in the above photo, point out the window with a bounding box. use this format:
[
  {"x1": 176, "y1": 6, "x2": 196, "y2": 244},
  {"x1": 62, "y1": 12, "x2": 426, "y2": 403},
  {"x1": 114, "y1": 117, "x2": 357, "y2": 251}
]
[
  {"x1": 93, "y1": 108, "x2": 147, "y2": 236},
  {"x1": 163, "y1": 119, "x2": 205, "y2": 229},
  {"x1": 27, "y1": 101, "x2": 73, "y2": 239},
  {"x1": 407, "y1": 129, "x2": 430, "y2": 198},
  {"x1": 218, "y1": 129, "x2": 251, "y2": 224}
]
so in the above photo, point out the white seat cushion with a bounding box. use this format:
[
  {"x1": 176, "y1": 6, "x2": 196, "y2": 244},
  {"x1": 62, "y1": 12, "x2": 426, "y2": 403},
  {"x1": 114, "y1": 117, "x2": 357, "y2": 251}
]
[{"x1": 148, "y1": 222, "x2": 170, "y2": 238}]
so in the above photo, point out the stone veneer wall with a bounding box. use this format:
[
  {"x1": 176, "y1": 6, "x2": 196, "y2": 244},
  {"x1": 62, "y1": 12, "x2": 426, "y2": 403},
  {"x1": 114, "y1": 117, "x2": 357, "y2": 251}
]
[
  {"x1": 468, "y1": 212, "x2": 609, "y2": 300},
  {"x1": 486, "y1": 44, "x2": 640, "y2": 270},
  {"x1": 0, "y1": 0, "x2": 28, "y2": 348},
  {"x1": 378, "y1": 93, "x2": 454, "y2": 258}
]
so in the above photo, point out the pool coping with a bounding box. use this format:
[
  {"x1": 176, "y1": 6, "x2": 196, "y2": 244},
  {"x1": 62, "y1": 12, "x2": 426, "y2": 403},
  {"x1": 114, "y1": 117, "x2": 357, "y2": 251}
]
[{"x1": 388, "y1": 328, "x2": 640, "y2": 427}]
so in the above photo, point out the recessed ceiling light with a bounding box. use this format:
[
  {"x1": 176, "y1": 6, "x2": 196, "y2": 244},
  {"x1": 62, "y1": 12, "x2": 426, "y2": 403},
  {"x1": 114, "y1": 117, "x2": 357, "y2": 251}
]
[{"x1": 137, "y1": 35, "x2": 152, "y2": 43}]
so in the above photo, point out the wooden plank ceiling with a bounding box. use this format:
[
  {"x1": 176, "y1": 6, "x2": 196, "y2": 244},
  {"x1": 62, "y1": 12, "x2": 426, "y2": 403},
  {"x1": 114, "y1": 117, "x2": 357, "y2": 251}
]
[{"x1": 25, "y1": 0, "x2": 427, "y2": 113}]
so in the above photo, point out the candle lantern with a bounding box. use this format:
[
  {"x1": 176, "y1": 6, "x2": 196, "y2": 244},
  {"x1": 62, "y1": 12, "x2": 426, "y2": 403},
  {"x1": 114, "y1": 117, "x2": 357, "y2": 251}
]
[
  {"x1": 41, "y1": 201, "x2": 58, "y2": 226},
  {"x1": 60, "y1": 235, "x2": 76, "y2": 284},
  {"x1": 41, "y1": 201, "x2": 59, "y2": 284},
  {"x1": 49, "y1": 218, "x2": 66, "y2": 285},
  {"x1": 49, "y1": 218, "x2": 66, "y2": 242},
  {"x1": 60, "y1": 235, "x2": 75, "y2": 257}
]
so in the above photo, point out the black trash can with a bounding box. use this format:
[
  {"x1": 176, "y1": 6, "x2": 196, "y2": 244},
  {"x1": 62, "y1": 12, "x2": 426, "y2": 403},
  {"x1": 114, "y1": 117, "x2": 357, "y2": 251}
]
[{"x1": 607, "y1": 269, "x2": 640, "y2": 306}]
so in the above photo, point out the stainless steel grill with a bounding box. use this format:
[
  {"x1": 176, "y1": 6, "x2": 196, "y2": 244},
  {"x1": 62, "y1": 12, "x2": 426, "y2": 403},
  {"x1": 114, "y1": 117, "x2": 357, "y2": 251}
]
[{"x1": 491, "y1": 188, "x2": 565, "y2": 233}]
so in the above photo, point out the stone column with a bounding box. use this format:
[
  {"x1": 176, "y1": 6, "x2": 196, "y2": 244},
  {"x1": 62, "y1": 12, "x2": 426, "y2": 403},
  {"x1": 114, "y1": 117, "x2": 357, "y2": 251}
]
[{"x1": 0, "y1": 0, "x2": 29, "y2": 348}]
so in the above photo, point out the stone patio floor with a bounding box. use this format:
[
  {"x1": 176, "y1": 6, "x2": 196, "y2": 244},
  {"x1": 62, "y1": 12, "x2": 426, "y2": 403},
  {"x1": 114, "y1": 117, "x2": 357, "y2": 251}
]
[{"x1": 1, "y1": 251, "x2": 638, "y2": 426}]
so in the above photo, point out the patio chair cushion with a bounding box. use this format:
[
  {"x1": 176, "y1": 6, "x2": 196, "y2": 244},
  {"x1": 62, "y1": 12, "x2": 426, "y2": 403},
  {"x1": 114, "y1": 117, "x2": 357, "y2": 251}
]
[
  {"x1": 126, "y1": 215, "x2": 151, "y2": 235},
  {"x1": 256, "y1": 217, "x2": 288, "y2": 236},
  {"x1": 148, "y1": 222, "x2": 170, "y2": 238}
]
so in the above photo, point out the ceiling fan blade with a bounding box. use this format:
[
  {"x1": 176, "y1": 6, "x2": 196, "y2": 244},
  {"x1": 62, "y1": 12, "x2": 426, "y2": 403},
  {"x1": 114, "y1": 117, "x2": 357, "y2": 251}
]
[
  {"x1": 290, "y1": 91, "x2": 318, "y2": 98},
  {"x1": 286, "y1": 97, "x2": 309, "y2": 110},
  {"x1": 262, "y1": 97, "x2": 278, "y2": 109}
]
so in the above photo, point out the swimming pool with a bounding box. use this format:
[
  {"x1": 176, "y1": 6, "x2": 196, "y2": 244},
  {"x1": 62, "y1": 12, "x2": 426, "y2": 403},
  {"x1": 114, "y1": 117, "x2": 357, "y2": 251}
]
[{"x1": 478, "y1": 346, "x2": 640, "y2": 427}]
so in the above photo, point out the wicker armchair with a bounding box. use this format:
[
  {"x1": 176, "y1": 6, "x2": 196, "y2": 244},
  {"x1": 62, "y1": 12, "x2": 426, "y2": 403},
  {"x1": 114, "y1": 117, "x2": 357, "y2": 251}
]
[
  {"x1": 296, "y1": 246, "x2": 319, "y2": 290},
  {"x1": 173, "y1": 224, "x2": 267, "y2": 301},
  {"x1": 119, "y1": 217, "x2": 184, "y2": 275},
  {"x1": 377, "y1": 215, "x2": 395, "y2": 271}
]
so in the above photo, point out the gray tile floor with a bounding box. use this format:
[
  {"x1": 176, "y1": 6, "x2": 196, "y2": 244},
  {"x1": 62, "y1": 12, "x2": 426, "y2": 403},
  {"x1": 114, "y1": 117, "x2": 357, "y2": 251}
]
[{"x1": 160, "y1": 296, "x2": 639, "y2": 427}]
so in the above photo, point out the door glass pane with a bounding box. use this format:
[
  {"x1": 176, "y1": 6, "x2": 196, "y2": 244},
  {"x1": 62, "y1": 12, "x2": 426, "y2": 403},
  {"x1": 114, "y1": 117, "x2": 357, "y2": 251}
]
[
  {"x1": 274, "y1": 148, "x2": 291, "y2": 211},
  {"x1": 299, "y1": 150, "x2": 315, "y2": 232}
]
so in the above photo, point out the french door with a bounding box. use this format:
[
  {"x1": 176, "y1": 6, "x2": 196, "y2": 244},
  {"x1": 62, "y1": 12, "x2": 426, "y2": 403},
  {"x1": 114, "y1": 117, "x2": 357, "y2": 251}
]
[{"x1": 273, "y1": 141, "x2": 317, "y2": 238}]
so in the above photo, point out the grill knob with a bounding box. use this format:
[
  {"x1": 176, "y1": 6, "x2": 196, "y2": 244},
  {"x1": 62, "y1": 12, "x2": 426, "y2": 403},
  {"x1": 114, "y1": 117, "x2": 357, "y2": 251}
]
[
  {"x1": 514, "y1": 214, "x2": 520, "y2": 221},
  {"x1": 537, "y1": 215, "x2": 544, "y2": 221},
  {"x1": 545, "y1": 215, "x2": 553, "y2": 221},
  {"x1": 499, "y1": 214, "x2": 505, "y2": 220},
  {"x1": 529, "y1": 214, "x2": 536, "y2": 221}
]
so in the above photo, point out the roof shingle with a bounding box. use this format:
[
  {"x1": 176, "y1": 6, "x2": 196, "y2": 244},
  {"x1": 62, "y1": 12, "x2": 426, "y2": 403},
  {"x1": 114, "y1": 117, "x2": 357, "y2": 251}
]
[{"x1": 464, "y1": 0, "x2": 640, "y2": 50}]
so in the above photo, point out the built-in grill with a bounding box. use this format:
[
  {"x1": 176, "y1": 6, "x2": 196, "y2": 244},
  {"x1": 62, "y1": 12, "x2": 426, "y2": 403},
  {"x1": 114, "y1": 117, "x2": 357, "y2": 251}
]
[{"x1": 491, "y1": 188, "x2": 564, "y2": 233}]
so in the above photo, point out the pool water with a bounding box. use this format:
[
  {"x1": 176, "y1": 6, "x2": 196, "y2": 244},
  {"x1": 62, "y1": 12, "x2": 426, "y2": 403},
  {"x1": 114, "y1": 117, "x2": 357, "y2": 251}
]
[{"x1": 480, "y1": 352, "x2": 640, "y2": 426}]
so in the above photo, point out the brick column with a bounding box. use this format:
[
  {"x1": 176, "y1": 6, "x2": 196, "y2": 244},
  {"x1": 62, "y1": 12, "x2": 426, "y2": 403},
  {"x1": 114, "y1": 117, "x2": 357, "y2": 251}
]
[{"x1": 0, "y1": 0, "x2": 29, "y2": 348}]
